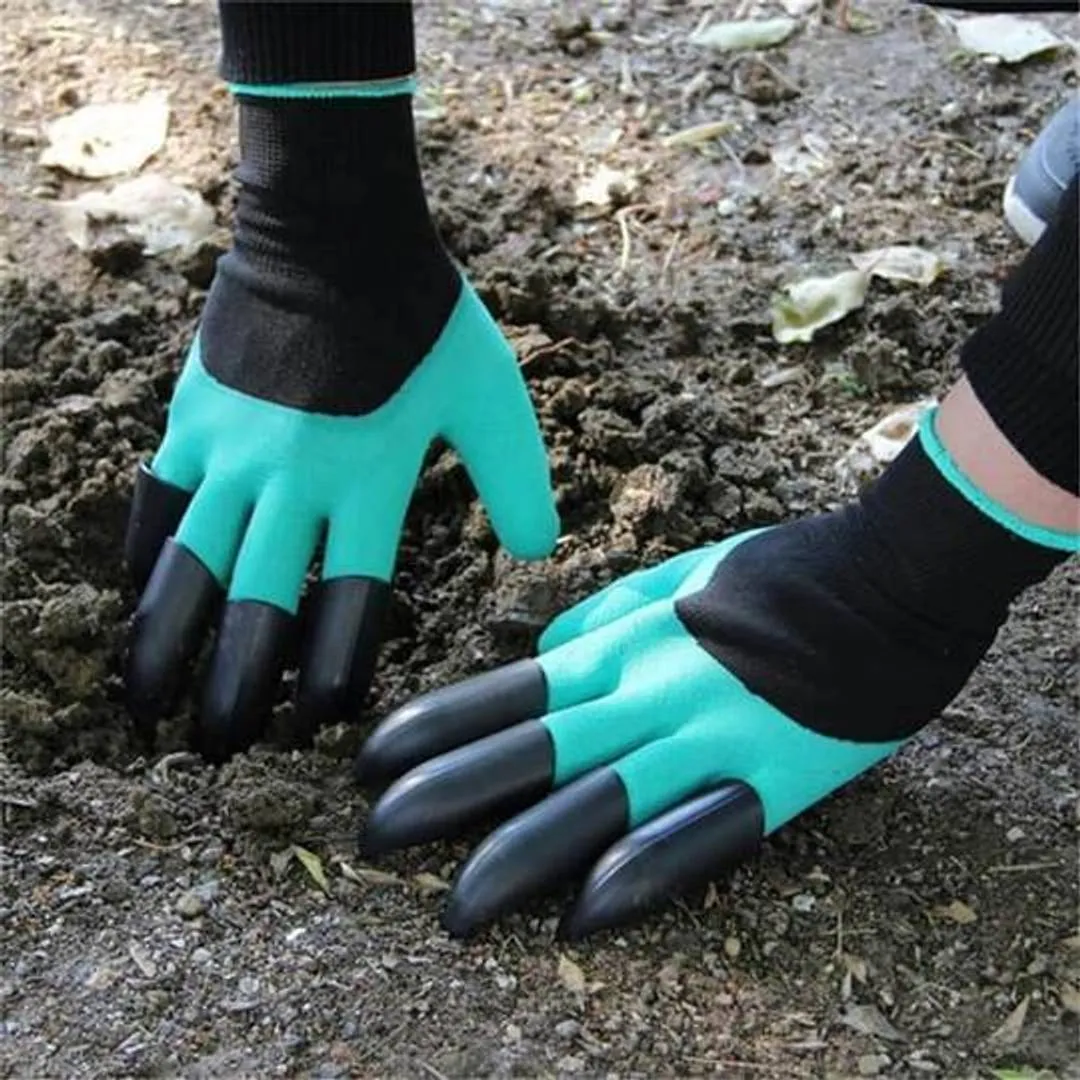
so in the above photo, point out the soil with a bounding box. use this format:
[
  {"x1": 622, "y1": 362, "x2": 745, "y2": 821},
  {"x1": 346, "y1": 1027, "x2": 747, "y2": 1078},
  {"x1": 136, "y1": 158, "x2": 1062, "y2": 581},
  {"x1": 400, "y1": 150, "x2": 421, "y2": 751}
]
[{"x1": 2, "y1": 1, "x2": 1078, "y2": 1077}]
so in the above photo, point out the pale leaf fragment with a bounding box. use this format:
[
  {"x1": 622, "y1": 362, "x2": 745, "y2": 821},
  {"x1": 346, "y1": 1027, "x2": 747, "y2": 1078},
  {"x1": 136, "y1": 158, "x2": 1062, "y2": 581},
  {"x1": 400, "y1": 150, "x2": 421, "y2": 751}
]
[
  {"x1": 781, "y1": 0, "x2": 819, "y2": 15},
  {"x1": 989, "y1": 995, "x2": 1029, "y2": 1046},
  {"x1": 690, "y1": 17, "x2": 799, "y2": 52},
  {"x1": 662, "y1": 120, "x2": 737, "y2": 148},
  {"x1": 834, "y1": 399, "x2": 936, "y2": 488},
  {"x1": 291, "y1": 844, "x2": 330, "y2": 894},
  {"x1": 338, "y1": 860, "x2": 403, "y2": 888},
  {"x1": 771, "y1": 269, "x2": 868, "y2": 344},
  {"x1": 557, "y1": 954, "x2": 587, "y2": 996},
  {"x1": 840, "y1": 1003, "x2": 905, "y2": 1042},
  {"x1": 40, "y1": 92, "x2": 169, "y2": 178},
  {"x1": 851, "y1": 245, "x2": 944, "y2": 287},
  {"x1": 936, "y1": 899, "x2": 978, "y2": 925},
  {"x1": 575, "y1": 164, "x2": 638, "y2": 210},
  {"x1": 953, "y1": 14, "x2": 1066, "y2": 64},
  {"x1": 56, "y1": 174, "x2": 214, "y2": 256},
  {"x1": 413, "y1": 872, "x2": 451, "y2": 895},
  {"x1": 1058, "y1": 983, "x2": 1080, "y2": 1015}
]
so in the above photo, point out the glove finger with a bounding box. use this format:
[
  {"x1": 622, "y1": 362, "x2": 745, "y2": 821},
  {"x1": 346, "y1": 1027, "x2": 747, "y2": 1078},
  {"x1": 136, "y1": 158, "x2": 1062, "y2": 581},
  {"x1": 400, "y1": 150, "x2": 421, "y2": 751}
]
[
  {"x1": 362, "y1": 718, "x2": 555, "y2": 854},
  {"x1": 362, "y1": 685, "x2": 641, "y2": 852},
  {"x1": 123, "y1": 462, "x2": 193, "y2": 595},
  {"x1": 197, "y1": 487, "x2": 320, "y2": 762},
  {"x1": 441, "y1": 293, "x2": 559, "y2": 561},
  {"x1": 124, "y1": 538, "x2": 222, "y2": 737},
  {"x1": 293, "y1": 577, "x2": 390, "y2": 743},
  {"x1": 125, "y1": 477, "x2": 250, "y2": 733},
  {"x1": 559, "y1": 782, "x2": 764, "y2": 941},
  {"x1": 440, "y1": 767, "x2": 629, "y2": 939},
  {"x1": 354, "y1": 659, "x2": 547, "y2": 787},
  {"x1": 539, "y1": 547, "x2": 711, "y2": 653},
  {"x1": 293, "y1": 491, "x2": 410, "y2": 741},
  {"x1": 356, "y1": 627, "x2": 617, "y2": 786}
]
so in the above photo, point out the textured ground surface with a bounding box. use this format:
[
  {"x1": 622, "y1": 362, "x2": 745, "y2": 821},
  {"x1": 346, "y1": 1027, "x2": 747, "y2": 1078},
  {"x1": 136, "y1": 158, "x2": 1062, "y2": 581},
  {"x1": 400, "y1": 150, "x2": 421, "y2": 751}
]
[{"x1": 2, "y1": 1, "x2": 1078, "y2": 1077}]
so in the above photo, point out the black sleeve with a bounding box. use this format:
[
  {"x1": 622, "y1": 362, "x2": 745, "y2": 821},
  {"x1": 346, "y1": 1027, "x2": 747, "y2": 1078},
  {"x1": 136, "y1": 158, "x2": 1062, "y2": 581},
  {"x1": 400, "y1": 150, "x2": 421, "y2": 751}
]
[
  {"x1": 917, "y1": 1, "x2": 1078, "y2": 11},
  {"x1": 959, "y1": 178, "x2": 1079, "y2": 495},
  {"x1": 218, "y1": 1, "x2": 415, "y2": 85}
]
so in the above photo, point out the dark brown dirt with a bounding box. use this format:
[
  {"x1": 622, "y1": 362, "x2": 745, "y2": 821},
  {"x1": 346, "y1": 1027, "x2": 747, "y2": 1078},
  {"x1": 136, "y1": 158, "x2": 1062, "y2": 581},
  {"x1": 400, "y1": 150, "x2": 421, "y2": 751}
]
[{"x1": 2, "y1": 1, "x2": 1078, "y2": 1077}]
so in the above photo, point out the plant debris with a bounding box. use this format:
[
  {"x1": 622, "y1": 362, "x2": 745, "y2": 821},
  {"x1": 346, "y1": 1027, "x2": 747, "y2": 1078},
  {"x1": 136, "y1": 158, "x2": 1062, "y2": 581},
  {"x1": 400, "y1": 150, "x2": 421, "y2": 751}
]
[
  {"x1": 39, "y1": 92, "x2": 169, "y2": 177},
  {"x1": 850, "y1": 245, "x2": 945, "y2": 287},
  {"x1": 952, "y1": 14, "x2": 1067, "y2": 64},
  {"x1": 771, "y1": 268, "x2": 869, "y2": 343},
  {"x1": 689, "y1": 17, "x2": 799, "y2": 52}
]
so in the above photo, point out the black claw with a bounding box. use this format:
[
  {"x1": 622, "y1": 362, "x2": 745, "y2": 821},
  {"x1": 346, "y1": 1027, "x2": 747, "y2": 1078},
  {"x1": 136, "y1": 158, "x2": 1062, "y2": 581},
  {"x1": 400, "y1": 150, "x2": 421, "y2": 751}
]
[
  {"x1": 125, "y1": 539, "x2": 221, "y2": 734},
  {"x1": 558, "y1": 782, "x2": 764, "y2": 942},
  {"x1": 440, "y1": 767, "x2": 629, "y2": 939},
  {"x1": 355, "y1": 659, "x2": 548, "y2": 786},
  {"x1": 294, "y1": 577, "x2": 389, "y2": 740},
  {"x1": 197, "y1": 601, "x2": 294, "y2": 763},
  {"x1": 123, "y1": 463, "x2": 193, "y2": 594},
  {"x1": 362, "y1": 719, "x2": 554, "y2": 855}
]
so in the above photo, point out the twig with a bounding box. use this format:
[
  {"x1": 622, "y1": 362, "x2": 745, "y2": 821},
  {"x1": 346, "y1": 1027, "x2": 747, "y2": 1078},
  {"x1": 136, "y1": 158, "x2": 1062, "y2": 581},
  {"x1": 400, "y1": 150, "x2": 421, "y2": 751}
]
[
  {"x1": 520, "y1": 336, "x2": 577, "y2": 369},
  {"x1": 659, "y1": 233, "x2": 681, "y2": 293},
  {"x1": 616, "y1": 210, "x2": 633, "y2": 274},
  {"x1": 988, "y1": 860, "x2": 1061, "y2": 874},
  {"x1": 417, "y1": 1061, "x2": 449, "y2": 1080}
]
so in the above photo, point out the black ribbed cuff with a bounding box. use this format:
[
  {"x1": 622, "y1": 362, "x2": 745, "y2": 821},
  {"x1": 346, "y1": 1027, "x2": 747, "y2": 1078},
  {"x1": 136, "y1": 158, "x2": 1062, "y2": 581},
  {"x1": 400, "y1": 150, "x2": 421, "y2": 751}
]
[
  {"x1": 961, "y1": 177, "x2": 1079, "y2": 495},
  {"x1": 219, "y1": 2, "x2": 415, "y2": 85}
]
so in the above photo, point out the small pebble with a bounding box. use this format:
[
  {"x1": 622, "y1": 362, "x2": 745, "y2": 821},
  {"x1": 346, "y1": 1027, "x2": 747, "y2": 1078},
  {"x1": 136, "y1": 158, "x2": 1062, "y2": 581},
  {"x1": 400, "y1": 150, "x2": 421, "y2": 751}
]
[
  {"x1": 555, "y1": 1019, "x2": 581, "y2": 1039},
  {"x1": 724, "y1": 936, "x2": 741, "y2": 960},
  {"x1": 858, "y1": 1053, "x2": 890, "y2": 1076},
  {"x1": 175, "y1": 890, "x2": 205, "y2": 919},
  {"x1": 556, "y1": 1055, "x2": 584, "y2": 1074}
]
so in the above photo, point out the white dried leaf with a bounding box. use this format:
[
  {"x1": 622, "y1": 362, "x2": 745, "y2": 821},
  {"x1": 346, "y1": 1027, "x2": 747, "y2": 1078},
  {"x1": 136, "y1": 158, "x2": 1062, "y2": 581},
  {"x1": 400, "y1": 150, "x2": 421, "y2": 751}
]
[
  {"x1": 834, "y1": 399, "x2": 936, "y2": 488},
  {"x1": 55, "y1": 174, "x2": 213, "y2": 256},
  {"x1": 662, "y1": 120, "x2": 737, "y2": 148},
  {"x1": 935, "y1": 899, "x2": 978, "y2": 925},
  {"x1": 338, "y1": 860, "x2": 403, "y2": 888},
  {"x1": 40, "y1": 92, "x2": 169, "y2": 178},
  {"x1": 771, "y1": 269, "x2": 868, "y2": 344},
  {"x1": 557, "y1": 953, "x2": 587, "y2": 996},
  {"x1": 840, "y1": 1003, "x2": 905, "y2": 1042},
  {"x1": 851, "y1": 246, "x2": 944, "y2": 287},
  {"x1": 574, "y1": 164, "x2": 637, "y2": 210},
  {"x1": 412, "y1": 872, "x2": 451, "y2": 895},
  {"x1": 1058, "y1": 983, "x2": 1080, "y2": 1015},
  {"x1": 781, "y1": 0, "x2": 819, "y2": 15},
  {"x1": 989, "y1": 995, "x2": 1029, "y2": 1046},
  {"x1": 953, "y1": 14, "x2": 1066, "y2": 64},
  {"x1": 690, "y1": 18, "x2": 799, "y2": 52}
]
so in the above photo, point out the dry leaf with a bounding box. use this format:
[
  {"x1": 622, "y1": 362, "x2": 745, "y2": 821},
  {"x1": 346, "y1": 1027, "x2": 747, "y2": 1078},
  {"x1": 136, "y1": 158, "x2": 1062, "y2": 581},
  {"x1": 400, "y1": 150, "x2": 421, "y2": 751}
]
[
  {"x1": 842, "y1": 953, "x2": 869, "y2": 984},
  {"x1": 291, "y1": 844, "x2": 329, "y2": 894},
  {"x1": 989, "y1": 995, "x2": 1029, "y2": 1046},
  {"x1": 413, "y1": 872, "x2": 451, "y2": 895},
  {"x1": 338, "y1": 861, "x2": 403, "y2": 888},
  {"x1": 851, "y1": 246, "x2": 944, "y2": 287},
  {"x1": 662, "y1": 120, "x2": 737, "y2": 148},
  {"x1": 781, "y1": 0, "x2": 819, "y2": 14},
  {"x1": 936, "y1": 899, "x2": 978, "y2": 925},
  {"x1": 953, "y1": 14, "x2": 1066, "y2": 64},
  {"x1": 55, "y1": 175, "x2": 214, "y2": 256},
  {"x1": 771, "y1": 268, "x2": 869, "y2": 344},
  {"x1": 575, "y1": 164, "x2": 637, "y2": 210},
  {"x1": 1057, "y1": 983, "x2": 1080, "y2": 1015},
  {"x1": 834, "y1": 399, "x2": 936, "y2": 488},
  {"x1": 40, "y1": 92, "x2": 169, "y2": 178},
  {"x1": 690, "y1": 18, "x2": 799, "y2": 52},
  {"x1": 558, "y1": 954, "x2": 587, "y2": 996},
  {"x1": 269, "y1": 848, "x2": 294, "y2": 878},
  {"x1": 128, "y1": 942, "x2": 157, "y2": 979},
  {"x1": 840, "y1": 1003, "x2": 905, "y2": 1042}
]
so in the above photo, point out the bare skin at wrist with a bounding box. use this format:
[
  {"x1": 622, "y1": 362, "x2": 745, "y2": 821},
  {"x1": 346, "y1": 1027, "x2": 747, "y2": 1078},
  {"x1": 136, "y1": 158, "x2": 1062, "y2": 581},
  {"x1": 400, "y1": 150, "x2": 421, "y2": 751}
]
[{"x1": 937, "y1": 376, "x2": 1080, "y2": 534}]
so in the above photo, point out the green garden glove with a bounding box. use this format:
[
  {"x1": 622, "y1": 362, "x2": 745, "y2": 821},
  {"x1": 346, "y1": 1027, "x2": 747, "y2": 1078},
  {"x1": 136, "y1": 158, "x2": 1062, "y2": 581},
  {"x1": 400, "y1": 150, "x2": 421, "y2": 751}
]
[
  {"x1": 123, "y1": 79, "x2": 557, "y2": 761},
  {"x1": 357, "y1": 411, "x2": 1075, "y2": 939}
]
